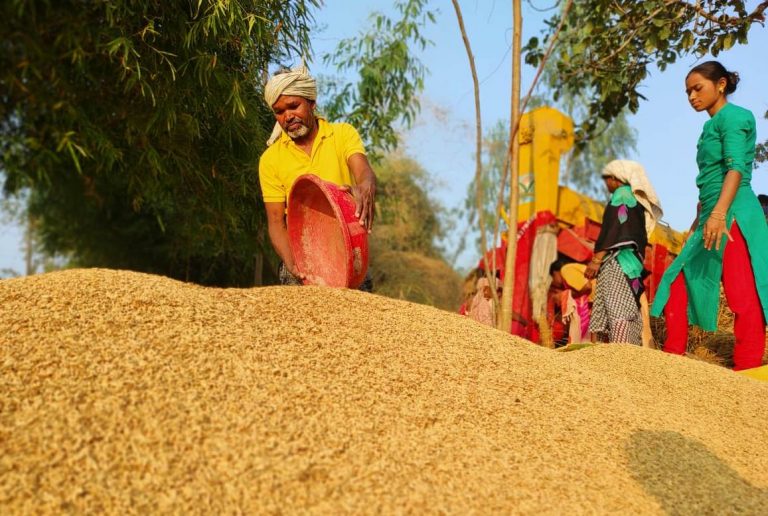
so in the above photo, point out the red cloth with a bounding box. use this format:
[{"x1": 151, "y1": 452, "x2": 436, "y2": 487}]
[
  {"x1": 663, "y1": 223, "x2": 767, "y2": 370},
  {"x1": 478, "y1": 211, "x2": 558, "y2": 339}
]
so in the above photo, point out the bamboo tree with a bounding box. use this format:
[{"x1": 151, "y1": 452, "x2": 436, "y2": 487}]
[{"x1": 1, "y1": 1, "x2": 320, "y2": 286}]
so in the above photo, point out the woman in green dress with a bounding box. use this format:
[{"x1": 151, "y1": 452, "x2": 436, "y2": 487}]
[{"x1": 651, "y1": 61, "x2": 768, "y2": 371}]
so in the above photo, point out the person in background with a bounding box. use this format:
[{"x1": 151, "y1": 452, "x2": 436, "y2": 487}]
[
  {"x1": 758, "y1": 194, "x2": 768, "y2": 223},
  {"x1": 651, "y1": 61, "x2": 768, "y2": 371},
  {"x1": 585, "y1": 160, "x2": 662, "y2": 345},
  {"x1": 467, "y1": 276, "x2": 495, "y2": 327},
  {"x1": 544, "y1": 259, "x2": 568, "y2": 347},
  {"x1": 559, "y1": 263, "x2": 593, "y2": 345},
  {"x1": 458, "y1": 268, "x2": 481, "y2": 315}
]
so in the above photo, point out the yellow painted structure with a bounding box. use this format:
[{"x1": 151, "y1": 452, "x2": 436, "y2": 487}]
[
  {"x1": 737, "y1": 364, "x2": 768, "y2": 382},
  {"x1": 514, "y1": 107, "x2": 684, "y2": 254}
]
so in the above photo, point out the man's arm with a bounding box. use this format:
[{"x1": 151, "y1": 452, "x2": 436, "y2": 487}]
[
  {"x1": 344, "y1": 153, "x2": 377, "y2": 232},
  {"x1": 264, "y1": 201, "x2": 302, "y2": 277}
]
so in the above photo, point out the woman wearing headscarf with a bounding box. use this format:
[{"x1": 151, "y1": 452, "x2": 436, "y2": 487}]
[
  {"x1": 585, "y1": 160, "x2": 662, "y2": 345},
  {"x1": 467, "y1": 277, "x2": 496, "y2": 327}
]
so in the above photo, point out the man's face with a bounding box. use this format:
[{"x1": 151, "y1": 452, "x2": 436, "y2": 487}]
[{"x1": 271, "y1": 95, "x2": 316, "y2": 140}]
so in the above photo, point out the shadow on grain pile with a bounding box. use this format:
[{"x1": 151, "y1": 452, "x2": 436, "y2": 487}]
[{"x1": 2, "y1": 268, "x2": 768, "y2": 513}]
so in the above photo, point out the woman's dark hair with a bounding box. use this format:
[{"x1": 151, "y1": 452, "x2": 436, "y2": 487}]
[{"x1": 687, "y1": 61, "x2": 740, "y2": 94}]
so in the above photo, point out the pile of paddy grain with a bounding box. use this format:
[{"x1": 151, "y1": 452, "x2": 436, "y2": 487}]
[{"x1": 2, "y1": 268, "x2": 768, "y2": 513}]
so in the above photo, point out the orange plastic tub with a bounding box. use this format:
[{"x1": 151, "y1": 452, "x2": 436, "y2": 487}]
[{"x1": 287, "y1": 174, "x2": 369, "y2": 288}]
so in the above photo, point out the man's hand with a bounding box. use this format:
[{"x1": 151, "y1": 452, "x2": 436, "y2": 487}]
[
  {"x1": 340, "y1": 179, "x2": 376, "y2": 232},
  {"x1": 284, "y1": 260, "x2": 305, "y2": 280},
  {"x1": 346, "y1": 153, "x2": 377, "y2": 233}
]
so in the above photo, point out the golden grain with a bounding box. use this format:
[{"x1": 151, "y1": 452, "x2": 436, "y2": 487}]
[{"x1": 1, "y1": 268, "x2": 767, "y2": 513}]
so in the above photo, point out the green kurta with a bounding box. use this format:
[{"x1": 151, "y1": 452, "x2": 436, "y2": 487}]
[{"x1": 651, "y1": 103, "x2": 768, "y2": 331}]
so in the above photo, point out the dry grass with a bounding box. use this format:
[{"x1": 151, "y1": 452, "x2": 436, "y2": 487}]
[
  {"x1": 650, "y1": 288, "x2": 768, "y2": 368},
  {"x1": 369, "y1": 250, "x2": 463, "y2": 310},
  {"x1": 2, "y1": 269, "x2": 768, "y2": 513}
]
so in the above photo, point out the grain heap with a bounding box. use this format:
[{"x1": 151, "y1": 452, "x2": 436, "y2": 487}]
[{"x1": 2, "y1": 268, "x2": 768, "y2": 513}]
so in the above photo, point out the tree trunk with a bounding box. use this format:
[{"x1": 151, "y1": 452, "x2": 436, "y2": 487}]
[
  {"x1": 500, "y1": 0, "x2": 522, "y2": 332},
  {"x1": 25, "y1": 212, "x2": 34, "y2": 276},
  {"x1": 253, "y1": 252, "x2": 263, "y2": 286},
  {"x1": 451, "y1": 0, "x2": 502, "y2": 311}
]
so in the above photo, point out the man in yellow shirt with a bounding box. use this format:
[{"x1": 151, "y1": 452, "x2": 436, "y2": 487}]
[{"x1": 258, "y1": 66, "x2": 377, "y2": 288}]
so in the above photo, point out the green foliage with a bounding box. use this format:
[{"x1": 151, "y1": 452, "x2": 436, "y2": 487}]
[
  {"x1": 370, "y1": 250, "x2": 462, "y2": 310},
  {"x1": 367, "y1": 153, "x2": 460, "y2": 310},
  {"x1": 0, "y1": 0, "x2": 319, "y2": 285},
  {"x1": 451, "y1": 120, "x2": 509, "y2": 262},
  {"x1": 528, "y1": 70, "x2": 638, "y2": 196},
  {"x1": 321, "y1": 0, "x2": 435, "y2": 159},
  {"x1": 460, "y1": 120, "x2": 509, "y2": 254},
  {"x1": 525, "y1": 1, "x2": 768, "y2": 139},
  {"x1": 757, "y1": 110, "x2": 768, "y2": 167},
  {"x1": 373, "y1": 153, "x2": 446, "y2": 258},
  {"x1": 0, "y1": 192, "x2": 67, "y2": 277},
  {"x1": 460, "y1": 107, "x2": 635, "y2": 259},
  {"x1": 562, "y1": 113, "x2": 637, "y2": 197}
]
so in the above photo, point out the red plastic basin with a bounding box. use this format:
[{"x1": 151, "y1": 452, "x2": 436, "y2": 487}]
[{"x1": 287, "y1": 174, "x2": 369, "y2": 288}]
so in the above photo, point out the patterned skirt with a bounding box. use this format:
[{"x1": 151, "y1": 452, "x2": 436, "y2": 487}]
[{"x1": 588, "y1": 257, "x2": 642, "y2": 345}]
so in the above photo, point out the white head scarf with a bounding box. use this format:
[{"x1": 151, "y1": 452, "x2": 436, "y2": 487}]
[
  {"x1": 602, "y1": 159, "x2": 663, "y2": 235},
  {"x1": 263, "y1": 65, "x2": 317, "y2": 146}
]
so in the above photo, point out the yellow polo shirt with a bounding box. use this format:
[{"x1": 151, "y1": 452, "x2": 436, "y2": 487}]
[{"x1": 258, "y1": 119, "x2": 366, "y2": 203}]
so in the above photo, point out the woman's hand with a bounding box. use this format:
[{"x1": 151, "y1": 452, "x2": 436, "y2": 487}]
[
  {"x1": 702, "y1": 215, "x2": 732, "y2": 251},
  {"x1": 704, "y1": 172, "x2": 739, "y2": 251},
  {"x1": 584, "y1": 260, "x2": 600, "y2": 280}
]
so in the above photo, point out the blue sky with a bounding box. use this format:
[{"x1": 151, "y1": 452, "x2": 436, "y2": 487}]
[
  {"x1": 311, "y1": 1, "x2": 768, "y2": 268},
  {"x1": 1, "y1": 1, "x2": 767, "y2": 274}
]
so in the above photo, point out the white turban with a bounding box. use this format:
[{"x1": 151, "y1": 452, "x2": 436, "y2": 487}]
[
  {"x1": 602, "y1": 159, "x2": 663, "y2": 235},
  {"x1": 263, "y1": 65, "x2": 317, "y2": 146}
]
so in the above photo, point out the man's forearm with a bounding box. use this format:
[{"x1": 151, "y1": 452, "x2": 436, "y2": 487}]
[
  {"x1": 346, "y1": 153, "x2": 377, "y2": 230},
  {"x1": 267, "y1": 220, "x2": 295, "y2": 270},
  {"x1": 353, "y1": 166, "x2": 376, "y2": 188}
]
